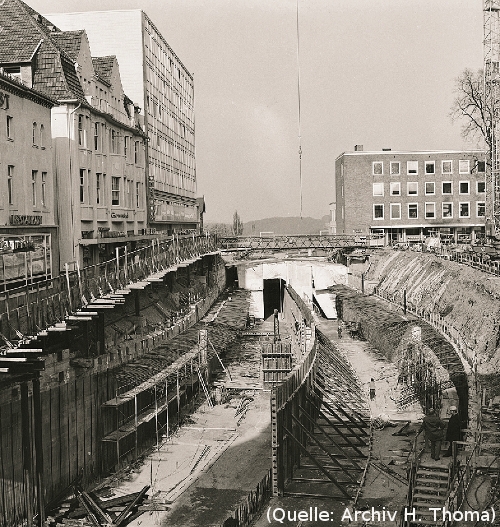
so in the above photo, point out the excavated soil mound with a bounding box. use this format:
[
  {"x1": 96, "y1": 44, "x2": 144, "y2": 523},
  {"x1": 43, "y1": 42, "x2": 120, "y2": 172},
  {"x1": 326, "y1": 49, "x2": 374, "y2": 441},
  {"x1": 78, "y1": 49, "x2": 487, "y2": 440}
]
[{"x1": 365, "y1": 249, "x2": 500, "y2": 377}]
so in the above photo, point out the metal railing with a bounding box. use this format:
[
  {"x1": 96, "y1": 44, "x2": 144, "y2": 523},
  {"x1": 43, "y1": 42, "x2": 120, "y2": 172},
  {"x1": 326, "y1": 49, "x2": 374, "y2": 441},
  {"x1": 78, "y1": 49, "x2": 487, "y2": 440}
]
[{"x1": 0, "y1": 234, "x2": 218, "y2": 344}]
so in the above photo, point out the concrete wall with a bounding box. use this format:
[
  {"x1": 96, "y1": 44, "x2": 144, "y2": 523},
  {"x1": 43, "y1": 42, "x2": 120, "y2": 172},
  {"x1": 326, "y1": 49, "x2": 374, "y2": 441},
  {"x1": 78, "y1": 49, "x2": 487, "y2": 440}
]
[{"x1": 237, "y1": 261, "x2": 348, "y2": 319}]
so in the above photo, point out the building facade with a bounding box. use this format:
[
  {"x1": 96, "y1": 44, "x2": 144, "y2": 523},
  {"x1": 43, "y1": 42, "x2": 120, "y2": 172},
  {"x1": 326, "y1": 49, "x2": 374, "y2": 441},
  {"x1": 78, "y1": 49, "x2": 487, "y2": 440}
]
[
  {"x1": 45, "y1": 10, "x2": 200, "y2": 234},
  {"x1": 335, "y1": 148, "x2": 487, "y2": 244},
  {"x1": 0, "y1": 71, "x2": 58, "y2": 291},
  {"x1": 0, "y1": 0, "x2": 149, "y2": 269}
]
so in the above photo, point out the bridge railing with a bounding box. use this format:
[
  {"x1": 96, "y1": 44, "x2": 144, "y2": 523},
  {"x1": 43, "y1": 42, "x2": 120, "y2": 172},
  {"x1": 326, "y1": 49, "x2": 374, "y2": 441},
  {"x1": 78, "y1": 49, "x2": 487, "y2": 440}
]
[
  {"x1": 0, "y1": 234, "x2": 218, "y2": 344},
  {"x1": 219, "y1": 233, "x2": 385, "y2": 251}
]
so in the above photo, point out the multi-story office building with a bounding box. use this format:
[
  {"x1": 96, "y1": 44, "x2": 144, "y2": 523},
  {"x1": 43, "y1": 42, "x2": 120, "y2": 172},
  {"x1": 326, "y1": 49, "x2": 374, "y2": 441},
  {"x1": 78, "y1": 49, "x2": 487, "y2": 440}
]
[
  {"x1": 0, "y1": 0, "x2": 149, "y2": 268},
  {"x1": 46, "y1": 10, "x2": 200, "y2": 234},
  {"x1": 0, "y1": 71, "x2": 57, "y2": 290},
  {"x1": 335, "y1": 147, "x2": 487, "y2": 244}
]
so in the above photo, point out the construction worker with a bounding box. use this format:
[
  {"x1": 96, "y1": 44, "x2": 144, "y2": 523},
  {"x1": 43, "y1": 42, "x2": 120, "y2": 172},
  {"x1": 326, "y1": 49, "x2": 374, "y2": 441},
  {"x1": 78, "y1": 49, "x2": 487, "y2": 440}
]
[
  {"x1": 337, "y1": 321, "x2": 343, "y2": 339},
  {"x1": 369, "y1": 378, "x2": 376, "y2": 400},
  {"x1": 444, "y1": 405, "x2": 461, "y2": 457},
  {"x1": 420, "y1": 408, "x2": 445, "y2": 461}
]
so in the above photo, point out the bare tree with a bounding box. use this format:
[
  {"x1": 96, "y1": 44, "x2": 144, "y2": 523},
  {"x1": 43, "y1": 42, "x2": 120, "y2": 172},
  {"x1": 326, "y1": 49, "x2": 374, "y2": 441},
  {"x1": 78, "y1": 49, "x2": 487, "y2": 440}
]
[
  {"x1": 232, "y1": 210, "x2": 243, "y2": 236},
  {"x1": 450, "y1": 68, "x2": 493, "y2": 152}
]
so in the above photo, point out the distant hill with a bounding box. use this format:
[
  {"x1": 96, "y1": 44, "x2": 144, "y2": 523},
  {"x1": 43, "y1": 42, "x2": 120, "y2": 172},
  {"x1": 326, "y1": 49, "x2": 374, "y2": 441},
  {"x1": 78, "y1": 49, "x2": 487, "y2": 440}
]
[{"x1": 242, "y1": 216, "x2": 329, "y2": 236}]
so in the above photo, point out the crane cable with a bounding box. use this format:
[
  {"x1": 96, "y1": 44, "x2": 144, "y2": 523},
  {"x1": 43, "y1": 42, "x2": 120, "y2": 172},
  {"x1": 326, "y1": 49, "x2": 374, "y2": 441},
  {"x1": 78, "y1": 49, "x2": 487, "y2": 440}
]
[{"x1": 296, "y1": 0, "x2": 303, "y2": 219}]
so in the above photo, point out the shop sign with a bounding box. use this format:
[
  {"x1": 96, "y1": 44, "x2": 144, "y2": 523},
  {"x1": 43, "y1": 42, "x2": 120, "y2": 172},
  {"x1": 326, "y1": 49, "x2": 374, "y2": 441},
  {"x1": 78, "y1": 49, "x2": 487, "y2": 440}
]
[
  {"x1": 0, "y1": 237, "x2": 35, "y2": 253},
  {"x1": 111, "y1": 212, "x2": 129, "y2": 219},
  {"x1": 9, "y1": 215, "x2": 42, "y2": 226}
]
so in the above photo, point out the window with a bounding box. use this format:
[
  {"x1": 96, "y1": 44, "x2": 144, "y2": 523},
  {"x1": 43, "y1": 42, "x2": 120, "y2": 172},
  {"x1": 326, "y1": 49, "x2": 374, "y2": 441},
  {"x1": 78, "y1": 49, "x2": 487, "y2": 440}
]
[
  {"x1": 373, "y1": 182, "x2": 384, "y2": 196},
  {"x1": 390, "y1": 161, "x2": 400, "y2": 175},
  {"x1": 459, "y1": 181, "x2": 470, "y2": 194},
  {"x1": 477, "y1": 160, "x2": 486, "y2": 172},
  {"x1": 32, "y1": 122, "x2": 37, "y2": 145},
  {"x1": 111, "y1": 130, "x2": 118, "y2": 153},
  {"x1": 6, "y1": 115, "x2": 13, "y2": 139},
  {"x1": 442, "y1": 202, "x2": 453, "y2": 218},
  {"x1": 124, "y1": 136, "x2": 129, "y2": 159},
  {"x1": 7, "y1": 166, "x2": 13, "y2": 205},
  {"x1": 96, "y1": 173, "x2": 101, "y2": 204},
  {"x1": 477, "y1": 202, "x2": 486, "y2": 217},
  {"x1": 372, "y1": 162, "x2": 383, "y2": 175},
  {"x1": 112, "y1": 177, "x2": 120, "y2": 205},
  {"x1": 477, "y1": 181, "x2": 486, "y2": 193},
  {"x1": 390, "y1": 182, "x2": 400, "y2": 196},
  {"x1": 442, "y1": 160, "x2": 452, "y2": 174},
  {"x1": 407, "y1": 182, "x2": 418, "y2": 196},
  {"x1": 425, "y1": 182, "x2": 435, "y2": 195},
  {"x1": 425, "y1": 161, "x2": 435, "y2": 174},
  {"x1": 136, "y1": 182, "x2": 141, "y2": 208},
  {"x1": 134, "y1": 141, "x2": 139, "y2": 164},
  {"x1": 459, "y1": 202, "x2": 470, "y2": 218},
  {"x1": 40, "y1": 124, "x2": 44, "y2": 148},
  {"x1": 80, "y1": 169, "x2": 85, "y2": 203},
  {"x1": 459, "y1": 160, "x2": 470, "y2": 174},
  {"x1": 442, "y1": 181, "x2": 452, "y2": 195},
  {"x1": 32, "y1": 171, "x2": 37, "y2": 206},
  {"x1": 408, "y1": 203, "x2": 418, "y2": 219},
  {"x1": 41, "y1": 172, "x2": 46, "y2": 207},
  {"x1": 425, "y1": 202, "x2": 436, "y2": 219},
  {"x1": 94, "y1": 122, "x2": 100, "y2": 151},
  {"x1": 78, "y1": 114, "x2": 85, "y2": 147},
  {"x1": 407, "y1": 161, "x2": 418, "y2": 175},
  {"x1": 373, "y1": 204, "x2": 384, "y2": 219},
  {"x1": 390, "y1": 203, "x2": 401, "y2": 219}
]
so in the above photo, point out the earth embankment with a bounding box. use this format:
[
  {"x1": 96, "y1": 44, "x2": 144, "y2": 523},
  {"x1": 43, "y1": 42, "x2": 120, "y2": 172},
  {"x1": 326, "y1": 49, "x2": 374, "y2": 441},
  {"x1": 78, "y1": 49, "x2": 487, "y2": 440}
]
[{"x1": 363, "y1": 249, "x2": 500, "y2": 380}]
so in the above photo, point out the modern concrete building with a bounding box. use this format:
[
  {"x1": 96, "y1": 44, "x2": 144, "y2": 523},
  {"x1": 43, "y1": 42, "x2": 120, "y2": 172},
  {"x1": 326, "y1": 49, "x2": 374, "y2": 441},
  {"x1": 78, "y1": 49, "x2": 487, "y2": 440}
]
[
  {"x1": 335, "y1": 147, "x2": 487, "y2": 244},
  {"x1": 0, "y1": 0, "x2": 149, "y2": 268},
  {"x1": 46, "y1": 10, "x2": 200, "y2": 234},
  {"x1": 0, "y1": 71, "x2": 58, "y2": 290}
]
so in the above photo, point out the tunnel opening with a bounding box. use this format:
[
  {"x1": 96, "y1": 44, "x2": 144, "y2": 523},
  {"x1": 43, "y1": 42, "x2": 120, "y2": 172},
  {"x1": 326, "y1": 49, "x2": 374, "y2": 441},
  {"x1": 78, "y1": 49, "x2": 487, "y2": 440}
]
[
  {"x1": 225, "y1": 265, "x2": 238, "y2": 289},
  {"x1": 263, "y1": 278, "x2": 285, "y2": 320}
]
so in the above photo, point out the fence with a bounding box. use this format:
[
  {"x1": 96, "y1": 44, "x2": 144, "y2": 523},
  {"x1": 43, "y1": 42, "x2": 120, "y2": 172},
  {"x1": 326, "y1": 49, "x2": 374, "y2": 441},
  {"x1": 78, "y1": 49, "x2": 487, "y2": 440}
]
[{"x1": 0, "y1": 234, "x2": 218, "y2": 345}]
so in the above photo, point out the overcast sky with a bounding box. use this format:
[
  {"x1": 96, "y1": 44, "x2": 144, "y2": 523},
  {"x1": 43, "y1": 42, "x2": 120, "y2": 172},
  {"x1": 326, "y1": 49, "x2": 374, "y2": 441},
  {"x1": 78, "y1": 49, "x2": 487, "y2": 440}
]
[{"x1": 28, "y1": 0, "x2": 484, "y2": 223}]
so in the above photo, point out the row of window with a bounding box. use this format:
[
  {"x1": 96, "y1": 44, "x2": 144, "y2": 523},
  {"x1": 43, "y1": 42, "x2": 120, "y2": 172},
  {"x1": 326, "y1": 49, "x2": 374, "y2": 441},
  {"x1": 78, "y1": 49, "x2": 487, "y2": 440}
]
[
  {"x1": 5, "y1": 165, "x2": 48, "y2": 208},
  {"x1": 371, "y1": 159, "x2": 484, "y2": 176},
  {"x1": 79, "y1": 169, "x2": 144, "y2": 209},
  {"x1": 77, "y1": 115, "x2": 142, "y2": 162},
  {"x1": 373, "y1": 202, "x2": 485, "y2": 220},
  {"x1": 5, "y1": 115, "x2": 48, "y2": 148},
  {"x1": 373, "y1": 180, "x2": 485, "y2": 197}
]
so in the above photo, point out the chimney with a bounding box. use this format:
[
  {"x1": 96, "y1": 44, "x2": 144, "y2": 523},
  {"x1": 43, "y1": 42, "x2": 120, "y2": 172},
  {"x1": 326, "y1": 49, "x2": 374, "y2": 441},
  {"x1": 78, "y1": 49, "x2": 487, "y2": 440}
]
[{"x1": 354, "y1": 145, "x2": 363, "y2": 152}]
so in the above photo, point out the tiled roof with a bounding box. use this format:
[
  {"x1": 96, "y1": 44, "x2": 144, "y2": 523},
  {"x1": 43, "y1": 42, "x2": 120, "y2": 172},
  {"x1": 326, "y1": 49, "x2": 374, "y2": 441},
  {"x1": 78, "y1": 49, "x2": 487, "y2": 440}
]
[
  {"x1": 0, "y1": 0, "x2": 86, "y2": 102},
  {"x1": 0, "y1": 0, "x2": 45, "y2": 62},
  {"x1": 51, "y1": 30, "x2": 85, "y2": 61},
  {"x1": 92, "y1": 56, "x2": 115, "y2": 86}
]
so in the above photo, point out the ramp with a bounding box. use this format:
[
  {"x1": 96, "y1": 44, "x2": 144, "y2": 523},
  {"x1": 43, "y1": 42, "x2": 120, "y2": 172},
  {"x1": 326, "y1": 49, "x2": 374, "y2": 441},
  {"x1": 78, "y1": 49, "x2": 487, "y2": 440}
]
[{"x1": 313, "y1": 290, "x2": 337, "y2": 319}]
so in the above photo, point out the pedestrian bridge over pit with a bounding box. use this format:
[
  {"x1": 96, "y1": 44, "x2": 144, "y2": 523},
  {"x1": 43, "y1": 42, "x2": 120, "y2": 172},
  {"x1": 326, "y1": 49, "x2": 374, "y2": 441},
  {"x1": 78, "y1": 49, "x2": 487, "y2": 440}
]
[{"x1": 219, "y1": 234, "x2": 385, "y2": 252}]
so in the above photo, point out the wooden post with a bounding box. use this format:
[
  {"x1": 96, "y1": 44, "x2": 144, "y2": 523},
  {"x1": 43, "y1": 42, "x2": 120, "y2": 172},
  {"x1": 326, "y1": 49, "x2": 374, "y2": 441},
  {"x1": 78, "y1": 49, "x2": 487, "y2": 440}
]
[
  {"x1": 33, "y1": 373, "x2": 45, "y2": 525},
  {"x1": 166, "y1": 377, "x2": 169, "y2": 440},
  {"x1": 176, "y1": 370, "x2": 180, "y2": 426},
  {"x1": 134, "y1": 395, "x2": 138, "y2": 460},
  {"x1": 21, "y1": 382, "x2": 34, "y2": 526},
  {"x1": 403, "y1": 289, "x2": 407, "y2": 315}
]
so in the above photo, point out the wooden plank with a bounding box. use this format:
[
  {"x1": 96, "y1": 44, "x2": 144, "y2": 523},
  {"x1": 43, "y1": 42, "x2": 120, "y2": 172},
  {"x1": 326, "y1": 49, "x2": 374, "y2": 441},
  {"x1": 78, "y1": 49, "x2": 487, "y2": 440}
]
[
  {"x1": 0, "y1": 403, "x2": 9, "y2": 527},
  {"x1": 59, "y1": 383, "x2": 70, "y2": 493},
  {"x1": 76, "y1": 377, "x2": 85, "y2": 483},
  {"x1": 0, "y1": 404, "x2": 16, "y2": 525},
  {"x1": 11, "y1": 396, "x2": 25, "y2": 524},
  {"x1": 50, "y1": 385, "x2": 61, "y2": 497},
  {"x1": 83, "y1": 375, "x2": 93, "y2": 481},
  {"x1": 41, "y1": 389, "x2": 53, "y2": 504},
  {"x1": 68, "y1": 380, "x2": 78, "y2": 484}
]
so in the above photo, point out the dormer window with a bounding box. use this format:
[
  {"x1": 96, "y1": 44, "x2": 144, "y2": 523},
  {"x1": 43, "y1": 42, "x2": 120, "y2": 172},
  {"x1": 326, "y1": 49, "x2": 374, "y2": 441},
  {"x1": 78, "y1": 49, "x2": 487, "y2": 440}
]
[
  {"x1": 4, "y1": 66, "x2": 21, "y2": 81},
  {"x1": 32, "y1": 122, "x2": 38, "y2": 146}
]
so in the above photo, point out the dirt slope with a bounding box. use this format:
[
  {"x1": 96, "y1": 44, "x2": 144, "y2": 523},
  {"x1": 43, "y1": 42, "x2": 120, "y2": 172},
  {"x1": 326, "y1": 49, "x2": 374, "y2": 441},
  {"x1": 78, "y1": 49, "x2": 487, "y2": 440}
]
[{"x1": 365, "y1": 249, "x2": 500, "y2": 376}]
